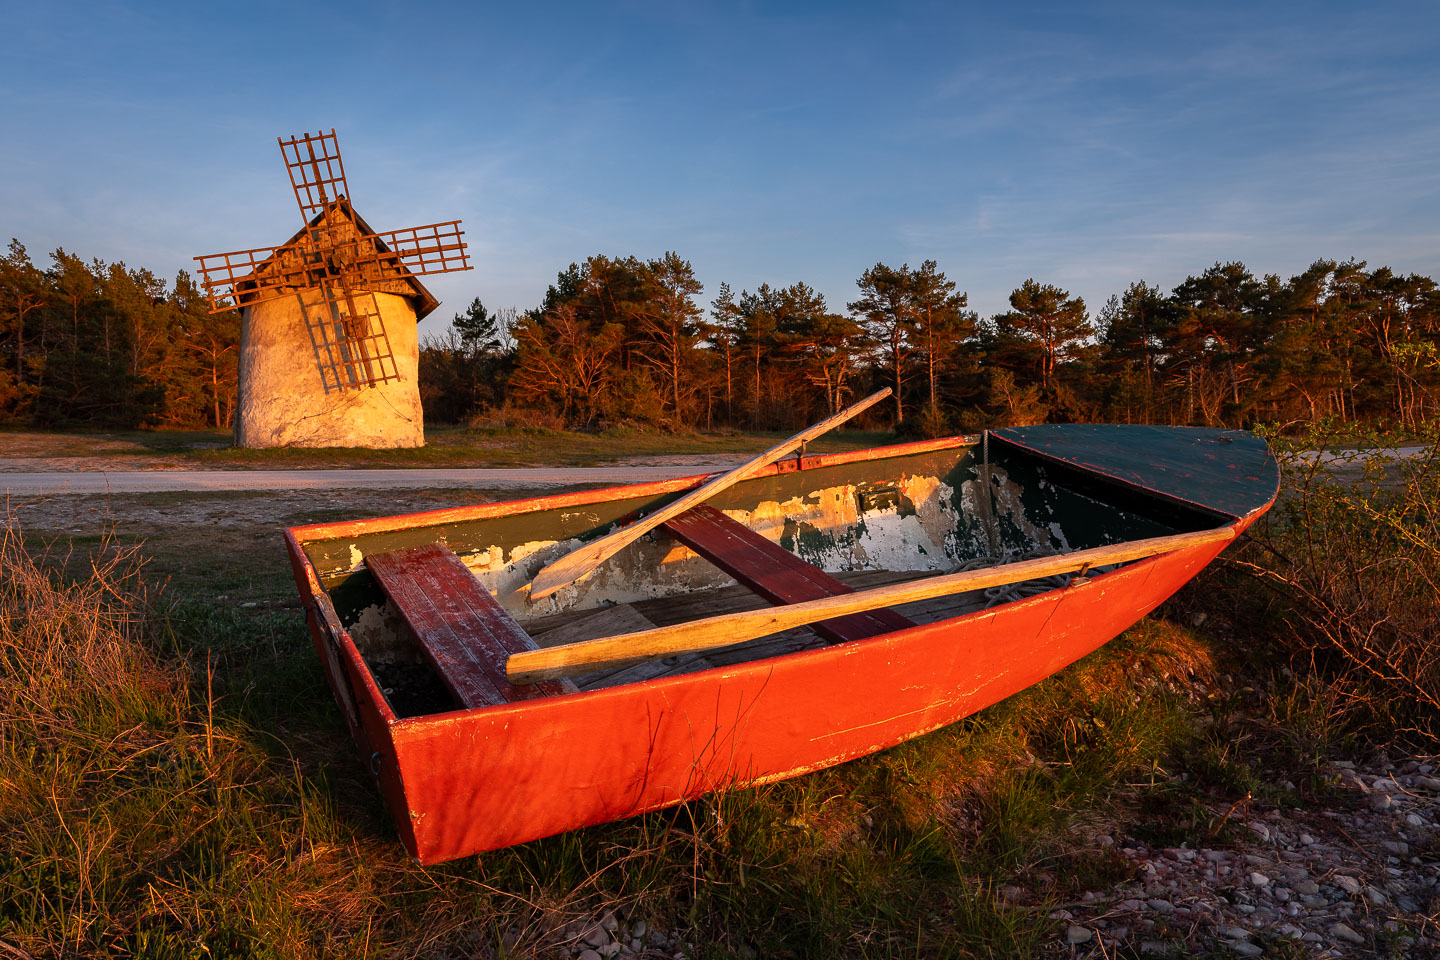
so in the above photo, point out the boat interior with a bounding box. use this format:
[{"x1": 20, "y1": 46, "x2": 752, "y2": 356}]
[{"x1": 293, "y1": 436, "x2": 1232, "y2": 719}]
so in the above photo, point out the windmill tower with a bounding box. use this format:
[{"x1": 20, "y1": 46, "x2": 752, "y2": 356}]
[{"x1": 195, "y1": 130, "x2": 471, "y2": 448}]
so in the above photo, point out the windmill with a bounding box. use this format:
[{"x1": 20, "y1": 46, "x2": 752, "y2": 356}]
[{"x1": 194, "y1": 130, "x2": 471, "y2": 448}]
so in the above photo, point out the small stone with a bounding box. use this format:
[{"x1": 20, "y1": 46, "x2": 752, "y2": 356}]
[
  {"x1": 1370, "y1": 794, "x2": 1392, "y2": 811},
  {"x1": 1373, "y1": 778, "x2": 1400, "y2": 792},
  {"x1": 1249, "y1": 822, "x2": 1272, "y2": 841},
  {"x1": 1146, "y1": 899, "x2": 1174, "y2": 912},
  {"x1": 1273, "y1": 886, "x2": 1291, "y2": 902},
  {"x1": 1405, "y1": 813, "x2": 1426, "y2": 827},
  {"x1": 1366, "y1": 885, "x2": 1387, "y2": 905},
  {"x1": 1250, "y1": 872, "x2": 1271, "y2": 887},
  {"x1": 1119, "y1": 899, "x2": 1146, "y2": 911},
  {"x1": 1204, "y1": 850, "x2": 1228, "y2": 862},
  {"x1": 1236, "y1": 903, "x2": 1257, "y2": 915},
  {"x1": 1065, "y1": 926, "x2": 1093, "y2": 944},
  {"x1": 1415, "y1": 776, "x2": 1440, "y2": 790},
  {"x1": 1381, "y1": 840, "x2": 1409, "y2": 855},
  {"x1": 1139, "y1": 943, "x2": 1169, "y2": 955},
  {"x1": 1330, "y1": 922, "x2": 1365, "y2": 945},
  {"x1": 1276, "y1": 924, "x2": 1303, "y2": 938},
  {"x1": 599, "y1": 943, "x2": 621, "y2": 959},
  {"x1": 1231, "y1": 944, "x2": 1264, "y2": 957},
  {"x1": 1333, "y1": 875, "x2": 1362, "y2": 895},
  {"x1": 1300, "y1": 834, "x2": 1316, "y2": 845},
  {"x1": 577, "y1": 952, "x2": 602, "y2": 960},
  {"x1": 1163, "y1": 847, "x2": 1196, "y2": 861},
  {"x1": 632, "y1": 921, "x2": 646, "y2": 938},
  {"x1": 1295, "y1": 879, "x2": 1320, "y2": 895},
  {"x1": 600, "y1": 912, "x2": 619, "y2": 932},
  {"x1": 1222, "y1": 926, "x2": 1252, "y2": 940}
]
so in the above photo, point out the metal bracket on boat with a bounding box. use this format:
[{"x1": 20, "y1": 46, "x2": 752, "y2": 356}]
[
  {"x1": 1068, "y1": 562, "x2": 1093, "y2": 587},
  {"x1": 795, "y1": 439, "x2": 808, "y2": 470}
]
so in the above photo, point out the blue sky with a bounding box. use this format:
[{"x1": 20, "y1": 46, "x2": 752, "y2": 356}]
[{"x1": 3, "y1": 1, "x2": 1437, "y2": 326}]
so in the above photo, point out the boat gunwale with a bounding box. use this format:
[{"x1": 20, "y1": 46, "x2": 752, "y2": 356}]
[
  {"x1": 991, "y1": 426, "x2": 1281, "y2": 523},
  {"x1": 380, "y1": 532, "x2": 1232, "y2": 734},
  {"x1": 285, "y1": 435, "x2": 978, "y2": 545},
  {"x1": 284, "y1": 429, "x2": 1279, "y2": 731}
]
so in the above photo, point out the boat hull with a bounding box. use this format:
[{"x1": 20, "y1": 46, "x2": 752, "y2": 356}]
[{"x1": 291, "y1": 512, "x2": 1255, "y2": 863}]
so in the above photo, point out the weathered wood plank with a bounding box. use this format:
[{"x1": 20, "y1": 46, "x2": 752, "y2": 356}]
[
  {"x1": 530, "y1": 603, "x2": 657, "y2": 649},
  {"x1": 367, "y1": 544, "x2": 576, "y2": 707},
  {"x1": 661, "y1": 504, "x2": 914, "y2": 644},
  {"x1": 506, "y1": 524, "x2": 1237, "y2": 684}
]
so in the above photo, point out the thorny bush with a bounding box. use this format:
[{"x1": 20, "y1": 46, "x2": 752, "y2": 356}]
[{"x1": 1238, "y1": 420, "x2": 1440, "y2": 743}]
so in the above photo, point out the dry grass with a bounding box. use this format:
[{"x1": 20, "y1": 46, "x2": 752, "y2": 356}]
[
  {"x1": 0, "y1": 496, "x2": 1373, "y2": 958},
  {"x1": 1229, "y1": 420, "x2": 1440, "y2": 744}
]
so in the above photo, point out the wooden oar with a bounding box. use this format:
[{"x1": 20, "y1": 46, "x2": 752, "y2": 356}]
[
  {"x1": 526, "y1": 388, "x2": 892, "y2": 601},
  {"x1": 507, "y1": 524, "x2": 1236, "y2": 683}
]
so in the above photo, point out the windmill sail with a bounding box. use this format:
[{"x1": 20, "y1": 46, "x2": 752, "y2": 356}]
[{"x1": 193, "y1": 130, "x2": 470, "y2": 391}]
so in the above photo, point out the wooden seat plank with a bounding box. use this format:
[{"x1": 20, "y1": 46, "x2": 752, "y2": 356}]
[
  {"x1": 366, "y1": 544, "x2": 575, "y2": 708},
  {"x1": 661, "y1": 504, "x2": 915, "y2": 645}
]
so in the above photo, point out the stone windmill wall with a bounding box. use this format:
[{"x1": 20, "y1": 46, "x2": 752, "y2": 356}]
[
  {"x1": 232, "y1": 203, "x2": 436, "y2": 449},
  {"x1": 234, "y1": 291, "x2": 424, "y2": 448}
]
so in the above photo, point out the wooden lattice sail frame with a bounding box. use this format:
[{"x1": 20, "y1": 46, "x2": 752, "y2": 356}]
[{"x1": 195, "y1": 130, "x2": 471, "y2": 389}]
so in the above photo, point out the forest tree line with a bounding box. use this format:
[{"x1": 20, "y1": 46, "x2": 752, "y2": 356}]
[
  {"x1": 3, "y1": 237, "x2": 1437, "y2": 434},
  {"x1": 424, "y1": 252, "x2": 1440, "y2": 434},
  {"x1": 0, "y1": 240, "x2": 238, "y2": 428}
]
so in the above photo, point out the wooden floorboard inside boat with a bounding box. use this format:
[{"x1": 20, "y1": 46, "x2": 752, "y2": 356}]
[{"x1": 525, "y1": 569, "x2": 997, "y2": 692}]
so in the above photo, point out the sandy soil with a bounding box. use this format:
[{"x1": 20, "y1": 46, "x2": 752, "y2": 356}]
[{"x1": 4, "y1": 487, "x2": 535, "y2": 532}]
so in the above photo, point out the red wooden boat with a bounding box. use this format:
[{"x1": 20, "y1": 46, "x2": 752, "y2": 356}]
[{"x1": 284, "y1": 424, "x2": 1278, "y2": 863}]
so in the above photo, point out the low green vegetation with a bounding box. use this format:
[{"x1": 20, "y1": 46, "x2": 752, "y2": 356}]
[
  {"x1": 1, "y1": 425, "x2": 1436, "y2": 958},
  {"x1": 0, "y1": 426, "x2": 895, "y2": 469}
]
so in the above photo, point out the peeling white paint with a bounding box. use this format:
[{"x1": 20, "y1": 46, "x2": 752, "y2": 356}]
[{"x1": 343, "y1": 471, "x2": 1076, "y2": 638}]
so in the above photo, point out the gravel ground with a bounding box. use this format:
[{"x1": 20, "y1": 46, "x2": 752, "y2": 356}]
[{"x1": 1039, "y1": 755, "x2": 1440, "y2": 957}]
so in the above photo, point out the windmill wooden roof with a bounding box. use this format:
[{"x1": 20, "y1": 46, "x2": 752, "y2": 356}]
[{"x1": 235, "y1": 198, "x2": 441, "y2": 322}]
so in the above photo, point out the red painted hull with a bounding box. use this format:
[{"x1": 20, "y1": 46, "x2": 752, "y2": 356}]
[{"x1": 287, "y1": 488, "x2": 1264, "y2": 862}]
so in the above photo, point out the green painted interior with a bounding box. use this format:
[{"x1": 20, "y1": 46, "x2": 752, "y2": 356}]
[
  {"x1": 299, "y1": 440, "x2": 1226, "y2": 627},
  {"x1": 987, "y1": 448, "x2": 1188, "y2": 554}
]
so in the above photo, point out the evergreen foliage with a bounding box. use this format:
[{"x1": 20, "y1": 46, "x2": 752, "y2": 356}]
[{"x1": 0, "y1": 240, "x2": 240, "y2": 428}]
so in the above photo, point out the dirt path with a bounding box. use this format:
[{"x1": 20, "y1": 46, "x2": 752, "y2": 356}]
[{"x1": 0, "y1": 463, "x2": 744, "y2": 495}]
